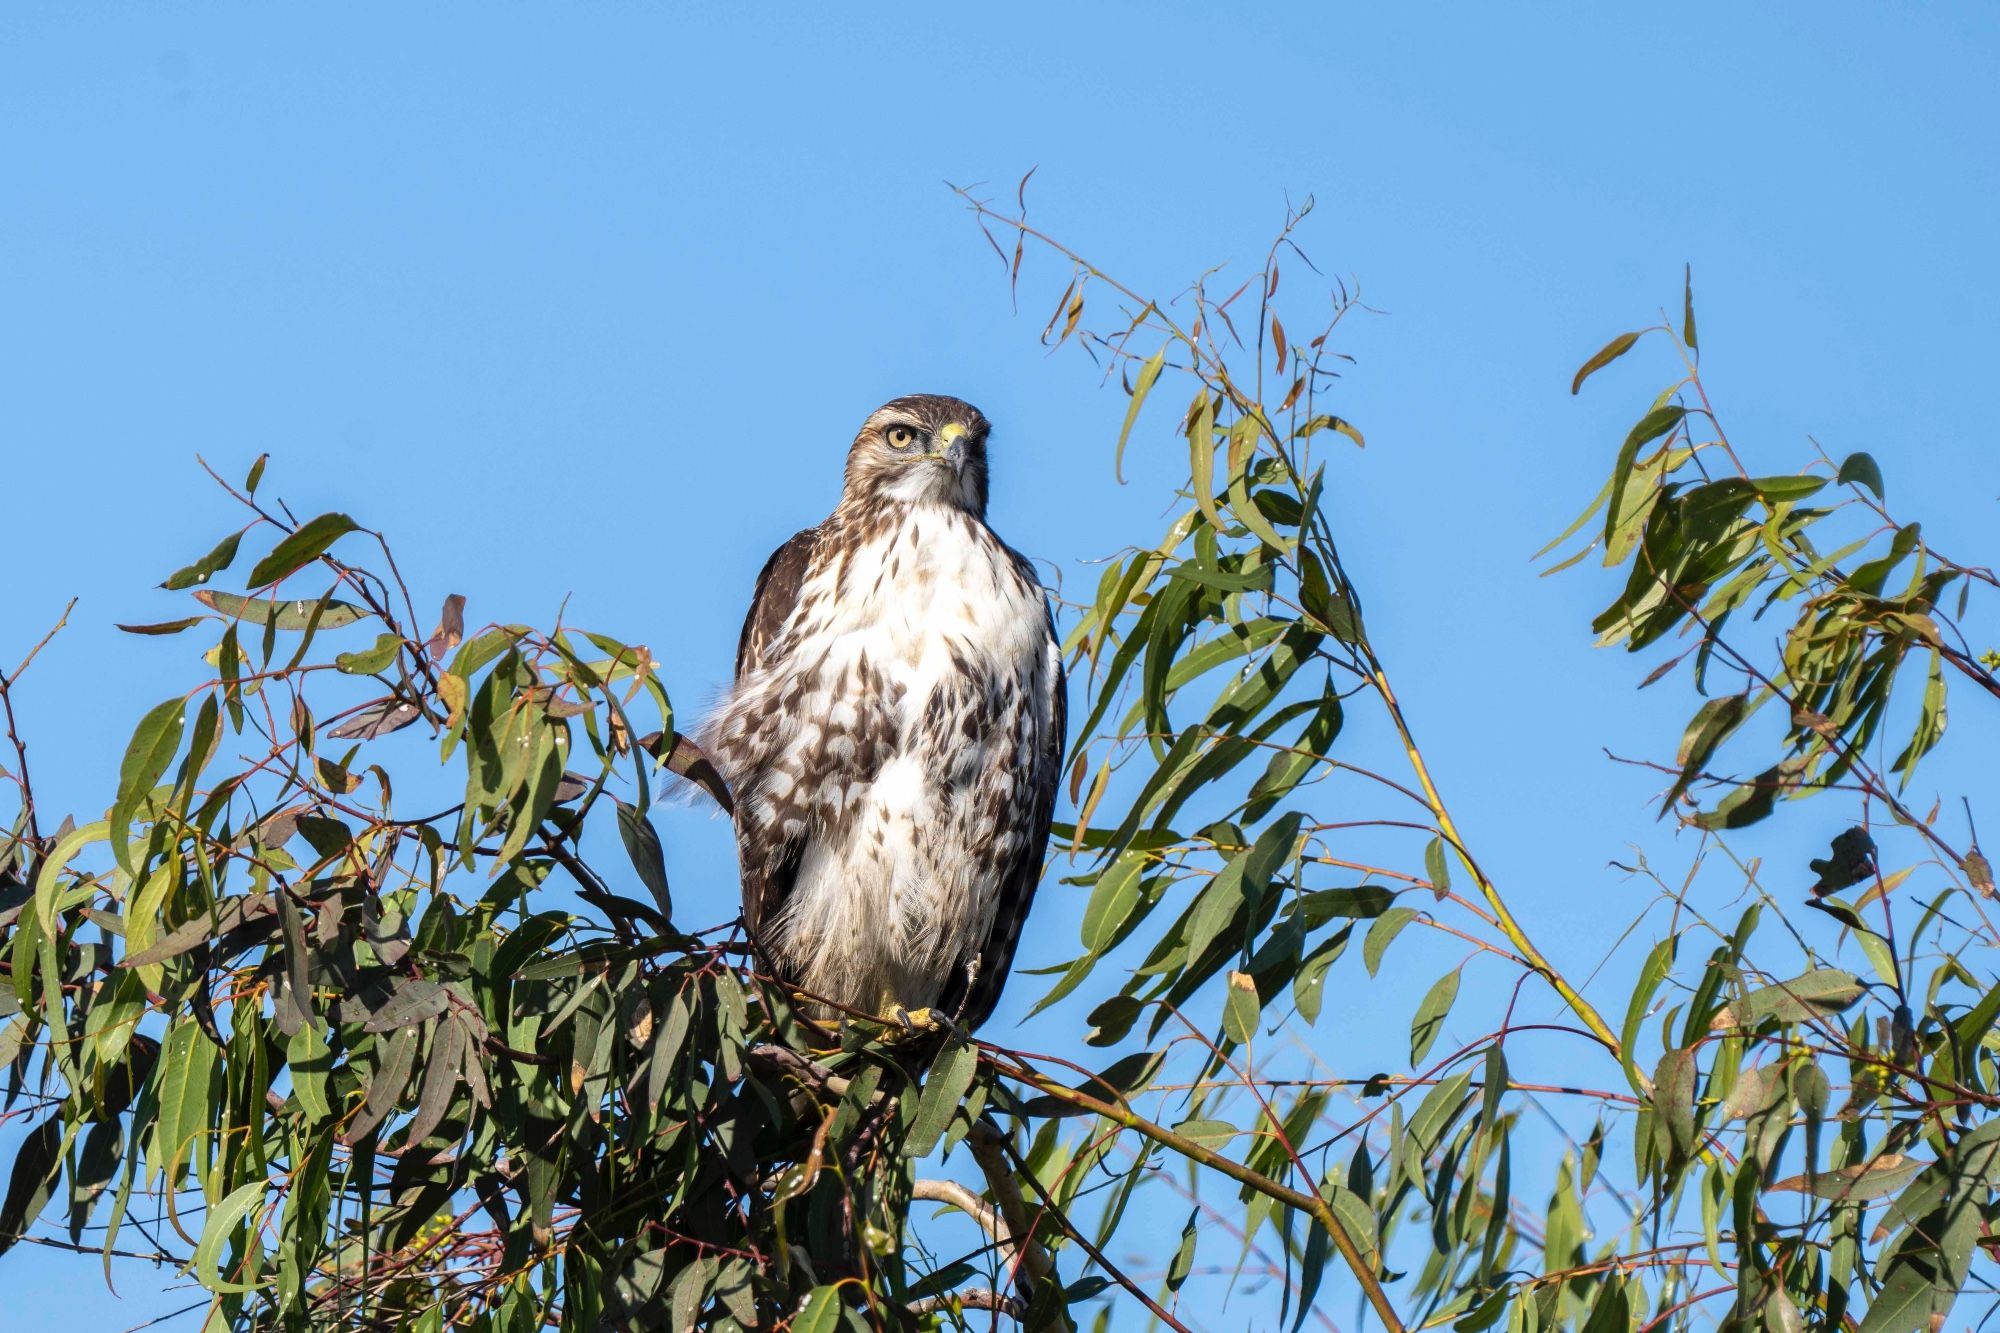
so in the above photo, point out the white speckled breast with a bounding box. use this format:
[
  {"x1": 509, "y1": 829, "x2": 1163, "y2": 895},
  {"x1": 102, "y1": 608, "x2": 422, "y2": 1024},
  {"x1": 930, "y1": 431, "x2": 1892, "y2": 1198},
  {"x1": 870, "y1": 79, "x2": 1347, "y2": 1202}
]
[{"x1": 712, "y1": 502, "x2": 1058, "y2": 1017}]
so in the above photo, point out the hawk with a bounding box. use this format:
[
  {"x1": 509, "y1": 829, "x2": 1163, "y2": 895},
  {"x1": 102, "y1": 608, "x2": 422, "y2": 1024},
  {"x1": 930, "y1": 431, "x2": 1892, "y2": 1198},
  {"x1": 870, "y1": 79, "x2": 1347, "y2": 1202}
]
[{"x1": 704, "y1": 394, "x2": 1065, "y2": 1035}]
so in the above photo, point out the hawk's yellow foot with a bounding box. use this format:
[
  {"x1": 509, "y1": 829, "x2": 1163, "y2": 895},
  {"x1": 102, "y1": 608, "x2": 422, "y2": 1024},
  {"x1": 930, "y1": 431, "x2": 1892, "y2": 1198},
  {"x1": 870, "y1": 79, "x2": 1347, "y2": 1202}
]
[{"x1": 885, "y1": 1005, "x2": 954, "y2": 1041}]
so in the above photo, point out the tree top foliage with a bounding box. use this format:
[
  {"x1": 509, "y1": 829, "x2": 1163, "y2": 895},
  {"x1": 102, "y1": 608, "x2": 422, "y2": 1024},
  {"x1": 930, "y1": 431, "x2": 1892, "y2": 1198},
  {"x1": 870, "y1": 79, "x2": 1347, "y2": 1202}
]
[{"x1": 1, "y1": 189, "x2": 1997, "y2": 1333}]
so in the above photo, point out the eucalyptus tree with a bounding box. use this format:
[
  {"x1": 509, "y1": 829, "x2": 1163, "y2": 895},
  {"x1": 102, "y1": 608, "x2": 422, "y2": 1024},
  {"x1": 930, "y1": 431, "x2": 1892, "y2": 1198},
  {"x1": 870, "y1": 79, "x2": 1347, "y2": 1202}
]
[{"x1": 1, "y1": 194, "x2": 1993, "y2": 1333}]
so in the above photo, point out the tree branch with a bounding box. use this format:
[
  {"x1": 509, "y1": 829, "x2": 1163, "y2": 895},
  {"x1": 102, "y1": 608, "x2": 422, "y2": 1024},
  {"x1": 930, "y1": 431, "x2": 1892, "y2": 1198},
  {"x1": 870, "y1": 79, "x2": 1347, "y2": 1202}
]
[
  {"x1": 0, "y1": 598, "x2": 73, "y2": 853},
  {"x1": 983, "y1": 1052, "x2": 1405, "y2": 1333},
  {"x1": 966, "y1": 1121, "x2": 1054, "y2": 1291},
  {"x1": 908, "y1": 1288, "x2": 1026, "y2": 1319},
  {"x1": 912, "y1": 1177, "x2": 1002, "y2": 1242}
]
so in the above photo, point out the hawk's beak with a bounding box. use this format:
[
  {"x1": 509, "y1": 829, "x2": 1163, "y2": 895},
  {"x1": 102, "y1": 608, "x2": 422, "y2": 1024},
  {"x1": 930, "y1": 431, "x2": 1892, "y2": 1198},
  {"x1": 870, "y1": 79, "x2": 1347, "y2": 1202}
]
[{"x1": 925, "y1": 422, "x2": 970, "y2": 467}]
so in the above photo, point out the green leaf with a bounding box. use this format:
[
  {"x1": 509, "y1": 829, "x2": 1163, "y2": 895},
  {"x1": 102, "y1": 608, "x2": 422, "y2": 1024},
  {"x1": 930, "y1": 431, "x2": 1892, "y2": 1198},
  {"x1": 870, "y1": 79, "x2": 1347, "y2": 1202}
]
[
  {"x1": 1294, "y1": 414, "x2": 1365, "y2": 448},
  {"x1": 1710, "y1": 969, "x2": 1865, "y2": 1030},
  {"x1": 1847, "y1": 521, "x2": 1922, "y2": 596},
  {"x1": 31, "y1": 819, "x2": 107, "y2": 946},
  {"x1": 1407, "y1": 1070, "x2": 1475, "y2": 1157},
  {"x1": 647, "y1": 992, "x2": 692, "y2": 1112},
  {"x1": 616, "y1": 801, "x2": 674, "y2": 922},
  {"x1": 192, "y1": 1177, "x2": 271, "y2": 1293},
  {"x1": 1225, "y1": 430, "x2": 1290, "y2": 552},
  {"x1": 1170, "y1": 1118, "x2": 1237, "y2": 1151},
  {"x1": 1456, "y1": 1290, "x2": 1510, "y2": 1333},
  {"x1": 0, "y1": 1117, "x2": 59, "y2": 1257},
  {"x1": 1750, "y1": 473, "x2": 1828, "y2": 502},
  {"x1": 343, "y1": 1023, "x2": 417, "y2": 1146},
  {"x1": 67, "y1": 1119, "x2": 121, "y2": 1245},
  {"x1": 148, "y1": 1019, "x2": 217, "y2": 1187},
  {"x1": 1769, "y1": 1153, "x2": 1925, "y2": 1201},
  {"x1": 122, "y1": 893, "x2": 275, "y2": 968},
  {"x1": 161, "y1": 531, "x2": 244, "y2": 591},
  {"x1": 791, "y1": 1287, "x2": 843, "y2": 1333},
  {"x1": 1167, "y1": 1209, "x2": 1198, "y2": 1293},
  {"x1": 1293, "y1": 927, "x2": 1350, "y2": 1024},
  {"x1": 1364, "y1": 907, "x2": 1417, "y2": 977},
  {"x1": 1323, "y1": 1178, "x2": 1377, "y2": 1255},
  {"x1": 1299, "y1": 550, "x2": 1363, "y2": 644},
  {"x1": 1078, "y1": 853, "x2": 1144, "y2": 954},
  {"x1": 247, "y1": 512, "x2": 359, "y2": 587},
  {"x1": 1651, "y1": 1046, "x2": 1697, "y2": 1156},
  {"x1": 404, "y1": 1016, "x2": 464, "y2": 1150},
  {"x1": 1682, "y1": 264, "x2": 1697, "y2": 351},
  {"x1": 1476, "y1": 1045, "x2": 1510, "y2": 1138},
  {"x1": 115, "y1": 617, "x2": 205, "y2": 636},
  {"x1": 1891, "y1": 649, "x2": 1946, "y2": 782},
  {"x1": 1855, "y1": 1257, "x2": 1941, "y2": 1333},
  {"x1": 1602, "y1": 404, "x2": 1686, "y2": 546},
  {"x1": 1423, "y1": 835, "x2": 1451, "y2": 899},
  {"x1": 1084, "y1": 994, "x2": 1143, "y2": 1046},
  {"x1": 1114, "y1": 345, "x2": 1168, "y2": 484},
  {"x1": 1620, "y1": 936, "x2": 1675, "y2": 1091},
  {"x1": 362, "y1": 978, "x2": 449, "y2": 1033},
  {"x1": 1166, "y1": 558, "x2": 1271, "y2": 595},
  {"x1": 1186, "y1": 391, "x2": 1223, "y2": 533},
  {"x1": 903, "y1": 1037, "x2": 978, "y2": 1159},
  {"x1": 1020, "y1": 1050, "x2": 1163, "y2": 1119},
  {"x1": 286, "y1": 1023, "x2": 332, "y2": 1122},
  {"x1": 1854, "y1": 929, "x2": 1900, "y2": 990},
  {"x1": 1222, "y1": 970, "x2": 1260, "y2": 1045},
  {"x1": 1720, "y1": 1064, "x2": 1782, "y2": 1121},
  {"x1": 1163, "y1": 617, "x2": 1291, "y2": 693},
  {"x1": 1952, "y1": 979, "x2": 2000, "y2": 1056},
  {"x1": 1580, "y1": 1279, "x2": 1630, "y2": 1333},
  {"x1": 334, "y1": 633, "x2": 403, "y2": 675},
  {"x1": 193, "y1": 589, "x2": 367, "y2": 630},
  {"x1": 1837, "y1": 450, "x2": 1885, "y2": 501},
  {"x1": 1663, "y1": 692, "x2": 1750, "y2": 814},
  {"x1": 1571, "y1": 329, "x2": 1646, "y2": 395},
  {"x1": 1185, "y1": 813, "x2": 1301, "y2": 964},
  {"x1": 1244, "y1": 693, "x2": 1341, "y2": 822},
  {"x1": 1410, "y1": 968, "x2": 1461, "y2": 1064},
  {"x1": 1691, "y1": 758, "x2": 1798, "y2": 830},
  {"x1": 110, "y1": 696, "x2": 186, "y2": 877},
  {"x1": 1294, "y1": 885, "x2": 1393, "y2": 923},
  {"x1": 0, "y1": 1018, "x2": 26, "y2": 1072}
]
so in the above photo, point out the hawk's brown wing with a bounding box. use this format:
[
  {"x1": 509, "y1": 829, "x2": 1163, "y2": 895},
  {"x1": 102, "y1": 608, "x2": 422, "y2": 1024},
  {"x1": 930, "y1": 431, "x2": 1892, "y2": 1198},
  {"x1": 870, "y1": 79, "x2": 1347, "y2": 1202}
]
[
  {"x1": 736, "y1": 525, "x2": 823, "y2": 678},
  {"x1": 941, "y1": 595, "x2": 1068, "y2": 1032},
  {"x1": 733, "y1": 525, "x2": 823, "y2": 938}
]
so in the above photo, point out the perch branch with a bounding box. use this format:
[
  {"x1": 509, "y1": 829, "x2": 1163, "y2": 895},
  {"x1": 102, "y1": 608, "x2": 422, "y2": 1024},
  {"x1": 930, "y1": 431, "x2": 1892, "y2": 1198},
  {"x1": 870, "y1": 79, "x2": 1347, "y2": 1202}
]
[{"x1": 908, "y1": 1288, "x2": 1026, "y2": 1319}]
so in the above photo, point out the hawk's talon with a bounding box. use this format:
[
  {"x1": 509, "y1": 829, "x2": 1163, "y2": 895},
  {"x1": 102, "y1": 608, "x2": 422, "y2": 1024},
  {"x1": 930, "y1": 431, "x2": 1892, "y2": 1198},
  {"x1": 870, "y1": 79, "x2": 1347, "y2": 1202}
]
[{"x1": 887, "y1": 1005, "x2": 955, "y2": 1042}]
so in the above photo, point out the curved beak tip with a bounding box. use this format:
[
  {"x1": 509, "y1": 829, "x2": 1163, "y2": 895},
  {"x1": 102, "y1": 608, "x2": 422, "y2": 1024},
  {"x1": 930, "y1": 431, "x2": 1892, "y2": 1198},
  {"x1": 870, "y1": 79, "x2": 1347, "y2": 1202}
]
[{"x1": 926, "y1": 423, "x2": 971, "y2": 466}]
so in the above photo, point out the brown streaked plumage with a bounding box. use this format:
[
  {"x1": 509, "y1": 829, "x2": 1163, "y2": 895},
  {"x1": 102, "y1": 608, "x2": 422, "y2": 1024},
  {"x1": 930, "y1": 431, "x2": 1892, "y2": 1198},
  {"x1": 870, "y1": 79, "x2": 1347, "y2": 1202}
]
[{"x1": 704, "y1": 394, "x2": 1064, "y2": 1033}]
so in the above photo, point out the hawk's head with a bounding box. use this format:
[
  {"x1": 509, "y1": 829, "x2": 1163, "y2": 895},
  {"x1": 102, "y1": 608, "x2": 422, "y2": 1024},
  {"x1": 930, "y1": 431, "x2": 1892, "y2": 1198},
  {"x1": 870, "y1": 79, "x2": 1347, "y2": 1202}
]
[{"x1": 843, "y1": 394, "x2": 991, "y2": 515}]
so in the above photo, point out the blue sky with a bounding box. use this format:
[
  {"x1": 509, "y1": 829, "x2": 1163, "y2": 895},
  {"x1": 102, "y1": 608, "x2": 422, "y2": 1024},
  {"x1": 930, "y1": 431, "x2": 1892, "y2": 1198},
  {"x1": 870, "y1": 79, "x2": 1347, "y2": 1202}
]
[{"x1": 3, "y1": 4, "x2": 1998, "y2": 1327}]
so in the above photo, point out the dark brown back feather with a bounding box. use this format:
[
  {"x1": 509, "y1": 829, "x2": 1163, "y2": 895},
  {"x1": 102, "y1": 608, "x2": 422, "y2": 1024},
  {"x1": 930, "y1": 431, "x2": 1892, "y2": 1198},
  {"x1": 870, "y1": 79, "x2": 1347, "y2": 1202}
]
[
  {"x1": 732, "y1": 525, "x2": 824, "y2": 936},
  {"x1": 736, "y1": 525, "x2": 822, "y2": 678}
]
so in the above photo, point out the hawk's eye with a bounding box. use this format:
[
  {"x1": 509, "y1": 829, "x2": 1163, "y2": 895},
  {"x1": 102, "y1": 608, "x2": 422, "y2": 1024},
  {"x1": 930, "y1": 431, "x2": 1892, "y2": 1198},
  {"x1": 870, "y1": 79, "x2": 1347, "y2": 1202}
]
[{"x1": 885, "y1": 424, "x2": 919, "y2": 450}]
